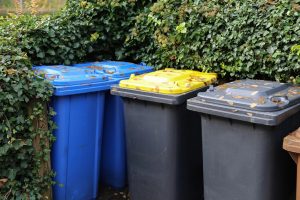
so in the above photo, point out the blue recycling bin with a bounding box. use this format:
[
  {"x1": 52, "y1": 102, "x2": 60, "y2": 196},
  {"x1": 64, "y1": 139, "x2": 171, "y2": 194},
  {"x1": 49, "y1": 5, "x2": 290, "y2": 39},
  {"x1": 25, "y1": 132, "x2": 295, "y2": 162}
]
[
  {"x1": 73, "y1": 61, "x2": 153, "y2": 188},
  {"x1": 34, "y1": 65, "x2": 117, "y2": 200}
]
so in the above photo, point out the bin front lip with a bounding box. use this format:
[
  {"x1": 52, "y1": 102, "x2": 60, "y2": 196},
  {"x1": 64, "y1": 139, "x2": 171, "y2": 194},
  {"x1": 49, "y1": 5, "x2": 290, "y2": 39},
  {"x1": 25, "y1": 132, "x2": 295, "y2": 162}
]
[
  {"x1": 52, "y1": 78, "x2": 119, "y2": 96},
  {"x1": 111, "y1": 85, "x2": 206, "y2": 105},
  {"x1": 187, "y1": 97, "x2": 300, "y2": 126}
]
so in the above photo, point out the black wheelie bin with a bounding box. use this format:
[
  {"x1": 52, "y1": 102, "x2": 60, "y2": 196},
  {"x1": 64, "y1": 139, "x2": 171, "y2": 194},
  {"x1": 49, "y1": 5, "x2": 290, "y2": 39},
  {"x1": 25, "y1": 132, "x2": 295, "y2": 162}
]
[
  {"x1": 111, "y1": 68, "x2": 217, "y2": 200},
  {"x1": 187, "y1": 79, "x2": 300, "y2": 200}
]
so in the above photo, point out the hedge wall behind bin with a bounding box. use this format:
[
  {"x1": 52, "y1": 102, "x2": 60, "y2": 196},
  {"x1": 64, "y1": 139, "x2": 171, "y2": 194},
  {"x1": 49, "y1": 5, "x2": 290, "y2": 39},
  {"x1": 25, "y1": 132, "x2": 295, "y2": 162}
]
[
  {"x1": 0, "y1": 15, "x2": 55, "y2": 199},
  {"x1": 0, "y1": 0, "x2": 300, "y2": 198},
  {"x1": 0, "y1": 1, "x2": 155, "y2": 198},
  {"x1": 22, "y1": 0, "x2": 156, "y2": 65},
  {"x1": 125, "y1": 0, "x2": 300, "y2": 83}
]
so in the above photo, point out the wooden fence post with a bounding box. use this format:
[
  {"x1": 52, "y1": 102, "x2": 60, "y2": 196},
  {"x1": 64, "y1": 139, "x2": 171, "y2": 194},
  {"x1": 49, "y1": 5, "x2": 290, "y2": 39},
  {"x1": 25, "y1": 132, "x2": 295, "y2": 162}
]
[{"x1": 28, "y1": 100, "x2": 53, "y2": 200}]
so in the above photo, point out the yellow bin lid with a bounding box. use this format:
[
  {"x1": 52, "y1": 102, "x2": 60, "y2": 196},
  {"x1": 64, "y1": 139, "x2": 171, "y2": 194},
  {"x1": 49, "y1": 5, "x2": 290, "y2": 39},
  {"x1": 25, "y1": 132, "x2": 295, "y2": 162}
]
[{"x1": 119, "y1": 68, "x2": 217, "y2": 94}]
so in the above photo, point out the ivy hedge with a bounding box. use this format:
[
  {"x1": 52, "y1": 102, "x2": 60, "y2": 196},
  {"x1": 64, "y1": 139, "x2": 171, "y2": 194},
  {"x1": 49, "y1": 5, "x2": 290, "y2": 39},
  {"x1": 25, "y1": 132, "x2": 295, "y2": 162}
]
[
  {"x1": 22, "y1": 0, "x2": 155, "y2": 65},
  {"x1": 0, "y1": 0, "x2": 300, "y2": 199},
  {"x1": 125, "y1": 0, "x2": 300, "y2": 82},
  {"x1": 0, "y1": 0, "x2": 154, "y2": 198},
  {"x1": 0, "y1": 15, "x2": 55, "y2": 199}
]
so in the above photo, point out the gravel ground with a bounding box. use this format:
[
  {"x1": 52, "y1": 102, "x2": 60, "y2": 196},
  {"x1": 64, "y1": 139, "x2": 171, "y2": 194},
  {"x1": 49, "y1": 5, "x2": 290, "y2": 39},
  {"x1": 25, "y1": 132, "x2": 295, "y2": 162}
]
[{"x1": 98, "y1": 186, "x2": 130, "y2": 200}]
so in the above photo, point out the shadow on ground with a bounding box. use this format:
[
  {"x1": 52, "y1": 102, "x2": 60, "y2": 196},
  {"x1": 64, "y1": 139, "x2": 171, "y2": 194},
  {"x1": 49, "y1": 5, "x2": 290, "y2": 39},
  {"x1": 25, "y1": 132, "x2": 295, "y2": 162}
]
[
  {"x1": 98, "y1": 186, "x2": 129, "y2": 200},
  {"x1": 96, "y1": 186, "x2": 296, "y2": 200}
]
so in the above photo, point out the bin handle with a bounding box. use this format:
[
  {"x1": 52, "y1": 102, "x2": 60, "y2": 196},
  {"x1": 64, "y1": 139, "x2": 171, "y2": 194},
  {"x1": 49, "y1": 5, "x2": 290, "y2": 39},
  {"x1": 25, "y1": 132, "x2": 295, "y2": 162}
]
[
  {"x1": 207, "y1": 85, "x2": 215, "y2": 92},
  {"x1": 44, "y1": 74, "x2": 60, "y2": 80},
  {"x1": 85, "y1": 69, "x2": 96, "y2": 74},
  {"x1": 85, "y1": 69, "x2": 104, "y2": 75}
]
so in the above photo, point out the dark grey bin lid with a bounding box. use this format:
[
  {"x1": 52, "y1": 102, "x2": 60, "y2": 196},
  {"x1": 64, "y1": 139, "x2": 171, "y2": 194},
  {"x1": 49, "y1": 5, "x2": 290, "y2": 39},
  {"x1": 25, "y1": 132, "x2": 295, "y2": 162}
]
[
  {"x1": 111, "y1": 85, "x2": 206, "y2": 105},
  {"x1": 187, "y1": 80, "x2": 300, "y2": 126}
]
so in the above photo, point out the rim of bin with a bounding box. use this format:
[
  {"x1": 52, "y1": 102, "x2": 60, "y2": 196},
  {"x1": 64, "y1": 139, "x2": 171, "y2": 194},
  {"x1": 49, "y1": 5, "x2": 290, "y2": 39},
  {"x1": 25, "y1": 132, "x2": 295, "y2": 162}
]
[
  {"x1": 111, "y1": 85, "x2": 207, "y2": 105},
  {"x1": 187, "y1": 97, "x2": 300, "y2": 126}
]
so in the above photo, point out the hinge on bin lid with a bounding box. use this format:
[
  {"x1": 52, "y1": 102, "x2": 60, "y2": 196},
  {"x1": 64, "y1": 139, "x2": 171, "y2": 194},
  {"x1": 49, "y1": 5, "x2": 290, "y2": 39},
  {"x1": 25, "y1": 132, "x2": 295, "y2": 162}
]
[
  {"x1": 207, "y1": 85, "x2": 215, "y2": 92},
  {"x1": 45, "y1": 74, "x2": 60, "y2": 80}
]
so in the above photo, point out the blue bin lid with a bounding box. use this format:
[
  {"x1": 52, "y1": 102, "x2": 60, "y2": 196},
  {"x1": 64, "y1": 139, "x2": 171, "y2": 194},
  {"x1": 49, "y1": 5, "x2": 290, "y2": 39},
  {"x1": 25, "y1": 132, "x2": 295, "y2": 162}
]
[
  {"x1": 33, "y1": 65, "x2": 116, "y2": 96},
  {"x1": 73, "y1": 61, "x2": 154, "y2": 79}
]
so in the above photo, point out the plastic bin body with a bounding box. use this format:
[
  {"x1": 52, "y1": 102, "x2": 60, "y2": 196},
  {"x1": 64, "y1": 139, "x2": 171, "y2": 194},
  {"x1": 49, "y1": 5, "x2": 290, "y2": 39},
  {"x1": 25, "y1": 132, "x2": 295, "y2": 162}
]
[
  {"x1": 34, "y1": 65, "x2": 115, "y2": 200},
  {"x1": 51, "y1": 93, "x2": 105, "y2": 200},
  {"x1": 73, "y1": 61, "x2": 153, "y2": 188},
  {"x1": 101, "y1": 94, "x2": 126, "y2": 188},
  {"x1": 201, "y1": 114, "x2": 298, "y2": 200},
  {"x1": 111, "y1": 69, "x2": 217, "y2": 200},
  {"x1": 123, "y1": 99, "x2": 203, "y2": 200},
  {"x1": 187, "y1": 80, "x2": 300, "y2": 200}
]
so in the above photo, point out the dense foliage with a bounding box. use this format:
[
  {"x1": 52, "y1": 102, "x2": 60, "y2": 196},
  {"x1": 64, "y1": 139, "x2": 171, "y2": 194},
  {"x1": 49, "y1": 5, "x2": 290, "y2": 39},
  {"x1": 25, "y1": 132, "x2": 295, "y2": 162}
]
[
  {"x1": 1, "y1": 0, "x2": 299, "y2": 198},
  {"x1": 0, "y1": 16, "x2": 55, "y2": 199},
  {"x1": 22, "y1": 0, "x2": 155, "y2": 65},
  {"x1": 125, "y1": 0, "x2": 300, "y2": 82},
  {"x1": 0, "y1": 0, "x2": 154, "y2": 198}
]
